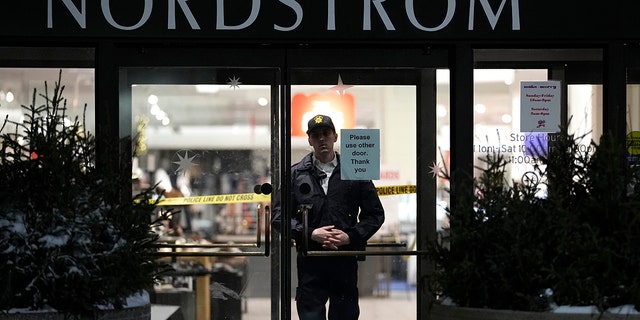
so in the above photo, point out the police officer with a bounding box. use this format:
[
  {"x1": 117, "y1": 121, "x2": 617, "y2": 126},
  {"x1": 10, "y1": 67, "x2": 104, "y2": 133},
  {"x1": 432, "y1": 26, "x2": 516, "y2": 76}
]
[{"x1": 272, "y1": 114, "x2": 385, "y2": 320}]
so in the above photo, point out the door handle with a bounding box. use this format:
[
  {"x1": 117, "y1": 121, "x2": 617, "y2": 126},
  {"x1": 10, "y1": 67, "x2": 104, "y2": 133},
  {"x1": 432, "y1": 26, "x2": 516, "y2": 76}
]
[
  {"x1": 299, "y1": 206, "x2": 428, "y2": 257},
  {"x1": 154, "y1": 183, "x2": 273, "y2": 258}
]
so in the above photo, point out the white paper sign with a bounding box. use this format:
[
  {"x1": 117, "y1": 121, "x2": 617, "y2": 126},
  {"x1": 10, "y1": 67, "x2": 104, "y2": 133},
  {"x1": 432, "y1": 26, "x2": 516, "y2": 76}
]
[
  {"x1": 340, "y1": 129, "x2": 380, "y2": 180},
  {"x1": 520, "y1": 81, "x2": 561, "y2": 132}
]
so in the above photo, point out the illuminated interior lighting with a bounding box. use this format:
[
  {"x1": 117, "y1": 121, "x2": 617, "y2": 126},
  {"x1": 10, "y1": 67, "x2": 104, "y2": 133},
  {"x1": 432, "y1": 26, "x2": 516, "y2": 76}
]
[
  {"x1": 195, "y1": 85, "x2": 220, "y2": 93},
  {"x1": 147, "y1": 94, "x2": 158, "y2": 105},
  {"x1": 436, "y1": 104, "x2": 447, "y2": 118}
]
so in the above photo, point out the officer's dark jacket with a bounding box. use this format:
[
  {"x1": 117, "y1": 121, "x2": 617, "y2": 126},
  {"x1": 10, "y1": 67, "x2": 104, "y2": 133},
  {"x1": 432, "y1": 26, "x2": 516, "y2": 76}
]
[{"x1": 272, "y1": 152, "x2": 385, "y2": 252}]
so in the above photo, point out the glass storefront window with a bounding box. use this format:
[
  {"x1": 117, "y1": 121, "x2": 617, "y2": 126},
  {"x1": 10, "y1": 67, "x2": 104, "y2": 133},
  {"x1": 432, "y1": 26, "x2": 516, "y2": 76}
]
[
  {"x1": 627, "y1": 79, "x2": 640, "y2": 163},
  {"x1": 629, "y1": 85, "x2": 640, "y2": 133},
  {"x1": 472, "y1": 69, "x2": 547, "y2": 183},
  {"x1": 436, "y1": 69, "x2": 450, "y2": 230},
  {"x1": 429, "y1": 70, "x2": 602, "y2": 227},
  {"x1": 0, "y1": 68, "x2": 95, "y2": 135},
  {"x1": 470, "y1": 69, "x2": 602, "y2": 186},
  {"x1": 568, "y1": 84, "x2": 602, "y2": 142}
]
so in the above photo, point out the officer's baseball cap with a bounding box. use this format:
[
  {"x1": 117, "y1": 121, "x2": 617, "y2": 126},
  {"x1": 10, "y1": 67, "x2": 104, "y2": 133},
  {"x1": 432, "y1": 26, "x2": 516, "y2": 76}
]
[{"x1": 306, "y1": 114, "x2": 336, "y2": 134}]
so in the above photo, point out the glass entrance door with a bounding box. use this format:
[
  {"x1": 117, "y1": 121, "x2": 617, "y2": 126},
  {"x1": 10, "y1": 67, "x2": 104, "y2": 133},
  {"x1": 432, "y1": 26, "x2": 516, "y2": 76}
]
[
  {"x1": 120, "y1": 47, "x2": 444, "y2": 320},
  {"x1": 278, "y1": 48, "x2": 444, "y2": 319},
  {"x1": 287, "y1": 78, "x2": 419, "y2": 320},
  {"x1": 123, "y1": 66, "x2": 280, "y2": 320}
]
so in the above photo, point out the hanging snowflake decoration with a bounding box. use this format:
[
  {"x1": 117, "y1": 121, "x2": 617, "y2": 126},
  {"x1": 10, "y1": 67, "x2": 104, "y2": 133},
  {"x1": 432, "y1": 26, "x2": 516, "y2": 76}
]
[
  {"x1": 330, "y1": 74, "x2": 353, "y2": 96},
  {"x1": 172, "y1": 150, "x2": 198, "y2": 176},
  {"x1": 227, "y1": 75, "x2": 242, "y2": 90},
  {"x1": 429, "y1": 161, "x2": 443, "y2": 179}
]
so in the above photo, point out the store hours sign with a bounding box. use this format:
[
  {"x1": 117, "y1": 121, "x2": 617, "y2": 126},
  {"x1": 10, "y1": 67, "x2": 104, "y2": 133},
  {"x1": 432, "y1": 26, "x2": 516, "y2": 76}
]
[{"x1": 340, "y1": 129, "x2": 380, "y2": 180}]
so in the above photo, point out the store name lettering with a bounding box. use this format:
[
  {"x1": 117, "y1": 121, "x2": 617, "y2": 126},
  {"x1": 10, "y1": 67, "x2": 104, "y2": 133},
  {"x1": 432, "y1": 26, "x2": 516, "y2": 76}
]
[{"x1": 47, "y1": 0, "x2": 521, "y2": 32}]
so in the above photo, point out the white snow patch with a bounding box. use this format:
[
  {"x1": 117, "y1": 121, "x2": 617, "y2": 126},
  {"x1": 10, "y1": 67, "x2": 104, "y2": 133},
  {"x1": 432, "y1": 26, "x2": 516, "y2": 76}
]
[
  {"x1": 0, "y1": 213, "x2": 27, "y2": 235},
  {"x1": 96, "y1": 290, "x2": 150, "y2": 310},
  {"x1": 552, "y1": 305, "x2": 599, "y2": 314},
  {"x1": 126, "y1": 290, "x2": 151, "y2": 308},
  {"x1": 606, "y1": 305, "x2": 640, "y2": 315},
  {"x1": 552, "y1": 305, "x2": 640, "y2": 314},
  {"x1": 7, "y1": 305, "x2": 57, "y2": 314},
  {"x1": 38, "y1": 234, "x2": 70, "y2": 248},
  {"x1": 68, "y1": 266, "x2": 83, "y2": 275},
  {"x1": 2, "y1": 244, "x2": 16, "y2": 254}
]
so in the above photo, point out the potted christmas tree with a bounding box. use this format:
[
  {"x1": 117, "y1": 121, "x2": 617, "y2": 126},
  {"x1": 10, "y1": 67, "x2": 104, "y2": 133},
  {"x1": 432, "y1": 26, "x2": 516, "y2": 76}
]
[
  {"x1": 427, "y1": 126, "x2": 640, "y2": 319},
  {"x1": 0, "y1": 72, "x2": 168, "y2": 319}
]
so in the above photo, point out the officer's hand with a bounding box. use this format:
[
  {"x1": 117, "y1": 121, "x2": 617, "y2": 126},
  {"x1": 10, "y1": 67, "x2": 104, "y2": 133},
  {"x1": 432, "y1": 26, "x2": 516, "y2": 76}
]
[
  {"x1": 327, "y1": 229, "x2": 350, "y2": 248},
  {"x1": 311, "y1": 225, "x2": 335, "y2": 244},
  {"x1": 312, "y1": 226, "x2": 351, "y2": 250}
]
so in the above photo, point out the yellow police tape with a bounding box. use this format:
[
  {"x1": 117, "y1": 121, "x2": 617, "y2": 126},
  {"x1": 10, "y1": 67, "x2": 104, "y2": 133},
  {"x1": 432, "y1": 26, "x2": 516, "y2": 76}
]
[
  {"x1": 154, "y1": 184, "x2": 417, "y2": 206},
  {"x1": 375, "y1": 185, "x2": 417, "y2": 196}
]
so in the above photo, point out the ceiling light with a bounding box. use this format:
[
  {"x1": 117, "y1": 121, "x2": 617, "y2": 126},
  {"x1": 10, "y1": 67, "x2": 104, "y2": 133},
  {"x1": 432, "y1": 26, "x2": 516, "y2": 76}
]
[
  {"x1": 436, "y1": 104, "x2": 447, "y2": 118},
  {"x1": 147, "y1": 94, "x2": 158, "y2": 105},
  {"x1": 155, "y1": 111, "x2": 166, "y2": 121},
  {"x1": 195, "y1": 85, "x2": 220, "y2": 93},
  {"x1": 150, "y1": 104, "x2": 160, "y2": 116}
]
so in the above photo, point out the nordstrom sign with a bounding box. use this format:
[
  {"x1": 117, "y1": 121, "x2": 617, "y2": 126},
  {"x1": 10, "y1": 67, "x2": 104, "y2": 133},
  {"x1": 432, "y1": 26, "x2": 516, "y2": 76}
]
[{"x1": 46, "y1": 0, "x2": 521, "y2": 33}]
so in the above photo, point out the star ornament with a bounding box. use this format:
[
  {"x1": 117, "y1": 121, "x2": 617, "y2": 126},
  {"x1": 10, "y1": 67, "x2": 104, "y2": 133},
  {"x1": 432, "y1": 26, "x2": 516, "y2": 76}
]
[
  {"x1": 330, "y1": 74, "x2": 353, "y2": 96},
  {"x1": 227, "y1": 75, "x2": 242, "y2": 90},
  {"x1": 429, "y1": 161, "x2": 443, "y2": 179},
  {"x1": 173, "y1": 150, "x2": 198, "y2": 176}
]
